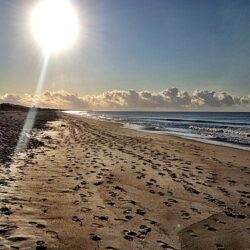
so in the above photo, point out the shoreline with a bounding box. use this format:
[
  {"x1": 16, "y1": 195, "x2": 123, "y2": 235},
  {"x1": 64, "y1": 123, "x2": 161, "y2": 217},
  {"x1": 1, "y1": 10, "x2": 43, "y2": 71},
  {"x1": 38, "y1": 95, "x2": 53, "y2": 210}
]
[
  {"x1": 64, "y1": 111, "x2": 250, "y2": 152},
  {"x1": 0, "y1": 111, "x2": 249, "y2": 249},
  {"x1": 86, "y1": 114, "x2": 250, "y2": 155},
  {"x1": 123, "y1": 122, "x2": 250, "y2": 152}
]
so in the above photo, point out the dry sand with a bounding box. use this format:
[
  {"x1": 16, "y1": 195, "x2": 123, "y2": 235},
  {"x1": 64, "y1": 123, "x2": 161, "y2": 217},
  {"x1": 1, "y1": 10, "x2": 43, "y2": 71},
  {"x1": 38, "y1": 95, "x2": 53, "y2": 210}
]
[{"x1": 0, "y1": 111, "x2": 250, "y2": 250}]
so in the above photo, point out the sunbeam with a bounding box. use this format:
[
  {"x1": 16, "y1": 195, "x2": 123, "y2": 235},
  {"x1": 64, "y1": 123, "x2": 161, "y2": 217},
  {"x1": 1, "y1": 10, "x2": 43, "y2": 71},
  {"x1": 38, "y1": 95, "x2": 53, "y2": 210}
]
[
  {"x1": 15, "y1": 0, "x2": 79, "y2": 153},
  {"x1": 15, "y1": 54, "x2": 50, "y2": 152}
]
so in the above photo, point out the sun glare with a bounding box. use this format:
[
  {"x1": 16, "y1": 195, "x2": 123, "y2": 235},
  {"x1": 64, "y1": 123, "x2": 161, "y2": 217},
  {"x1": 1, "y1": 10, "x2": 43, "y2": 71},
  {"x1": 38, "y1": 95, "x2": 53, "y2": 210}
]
[{"x1": 31, "y1": 0, "x2": 79, "y2": 55}]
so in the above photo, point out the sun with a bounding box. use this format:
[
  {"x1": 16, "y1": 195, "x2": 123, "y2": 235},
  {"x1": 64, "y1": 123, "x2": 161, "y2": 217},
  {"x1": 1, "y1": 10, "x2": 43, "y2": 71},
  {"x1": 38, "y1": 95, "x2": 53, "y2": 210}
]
[{"x1": 31, "y1": 0, "x2": 79, "y2": 55}]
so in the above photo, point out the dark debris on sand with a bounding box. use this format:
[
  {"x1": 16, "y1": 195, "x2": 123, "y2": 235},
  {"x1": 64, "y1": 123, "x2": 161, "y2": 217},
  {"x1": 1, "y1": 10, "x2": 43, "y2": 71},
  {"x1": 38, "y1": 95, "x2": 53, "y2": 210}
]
[{"x1": 0, "y1": 105, "x2": 58, "y2": 163}]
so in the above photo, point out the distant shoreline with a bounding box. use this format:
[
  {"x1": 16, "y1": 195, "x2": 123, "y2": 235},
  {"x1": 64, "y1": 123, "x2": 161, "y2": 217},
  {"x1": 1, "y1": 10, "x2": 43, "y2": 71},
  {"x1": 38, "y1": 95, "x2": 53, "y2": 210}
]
[{"x1": 63, "y1": 110, "x2": 250, "y2": 151}]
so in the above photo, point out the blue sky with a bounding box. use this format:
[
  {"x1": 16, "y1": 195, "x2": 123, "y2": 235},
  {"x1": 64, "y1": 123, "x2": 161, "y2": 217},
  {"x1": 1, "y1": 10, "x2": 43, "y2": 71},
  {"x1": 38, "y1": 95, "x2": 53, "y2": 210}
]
[{"x1": 0, "y1": 0, "x2": 250, "y2": 98}]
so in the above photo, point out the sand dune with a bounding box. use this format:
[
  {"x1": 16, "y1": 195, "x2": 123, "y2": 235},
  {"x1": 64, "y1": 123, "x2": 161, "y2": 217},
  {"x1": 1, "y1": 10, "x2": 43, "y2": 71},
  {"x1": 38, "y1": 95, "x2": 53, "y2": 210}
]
[{"x1": 0, "y1": 111, "x2": 250, "y2": 249}]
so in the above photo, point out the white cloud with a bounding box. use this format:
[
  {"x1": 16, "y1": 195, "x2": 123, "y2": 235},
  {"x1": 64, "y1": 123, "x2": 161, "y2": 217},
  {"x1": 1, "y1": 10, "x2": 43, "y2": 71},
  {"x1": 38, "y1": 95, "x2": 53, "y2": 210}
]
[
  {"x1": 0, "y1": 88, "x2": 249, "y2": 110},
  {"x1": 0, "y1": 93, "x2": 23, "y2": 105}
]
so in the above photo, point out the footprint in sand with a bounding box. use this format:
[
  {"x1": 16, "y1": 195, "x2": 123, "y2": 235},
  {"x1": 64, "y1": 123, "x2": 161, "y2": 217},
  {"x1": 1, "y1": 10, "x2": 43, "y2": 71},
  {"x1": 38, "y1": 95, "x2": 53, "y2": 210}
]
[
  {"x1": 137, "y1": 225, "x2": 151, "y2": 239},
  {"x1": 216, "y1": 243, "x2": 225, "y2": 250},
  {"x1": 125, "y1": 215, "x2": 133, "y2": 220},
  {"x1": 81, "y1": 207, "x2": 91, "y2": 213},
  {"x1": 0, "y1": 206, "x2": 12, "y2": 215},
  {"x1": 46, "y1": 230, "x2": 59, "y2": 239},
  {"x1": 0, "y1": 223, "x2": 17, "y2": 237},
  {"x1": 186, "y1": 229, "x2": 199, "y2": 238},
  {"x1": 156, "y1": 240, "x2": 178, "y2": 249},
  {"x1": 204, "y1": 224, "x2": 216, "y2": 231},
  {"x1": 8, "y1": 236, "x2": 29, "y2": 242},
  {"x1": 90, "y1": 233, "x2": 102, "y2": 241},
  {"x1": 72, "y1": 216, "x2": 83, "y2": 226},
  {"x1": 95, "y1": 215, "x2": 109, "y2": 221},
  {"x1": 106, "y1": 200, "x2": 115, "y2": 206},
  {"x1": 213, "y1": 218, "x2": 226, "y2": 224},
  {"x1": 164, "y1": 198, "x2": 178, "y2": 207},
  {"x1": 36, "y1": 223, "x2": 46, "y2": 229},
  {"x1": 181, "y1": 210, "x2": 191, "y2": 220},
  {"x1": 36, "y1": 240, "x2": 47, "y2": 250},
  {"x1": 135, "y1": 209, "x2": 146, "y2": 216},
  {"x1": 123, "y1": 230, "x2": 137, "y2": 241},
  {"x1": 143, "y1": 218, "x2": 157, "y2": 225}
]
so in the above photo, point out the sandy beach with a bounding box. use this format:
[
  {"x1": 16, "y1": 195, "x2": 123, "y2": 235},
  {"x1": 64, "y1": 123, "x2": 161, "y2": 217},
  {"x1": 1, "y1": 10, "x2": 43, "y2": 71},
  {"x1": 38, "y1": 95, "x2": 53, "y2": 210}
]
[{"x1": 0, "y1": 111, "x2": 250, "y2": 250}]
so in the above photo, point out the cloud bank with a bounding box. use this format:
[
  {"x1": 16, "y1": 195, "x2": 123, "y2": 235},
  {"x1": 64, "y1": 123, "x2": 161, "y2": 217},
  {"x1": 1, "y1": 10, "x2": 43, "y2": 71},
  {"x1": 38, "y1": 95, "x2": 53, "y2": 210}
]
[{"x1": 0, "y1": 88, "x2": 249, "y2": 111}]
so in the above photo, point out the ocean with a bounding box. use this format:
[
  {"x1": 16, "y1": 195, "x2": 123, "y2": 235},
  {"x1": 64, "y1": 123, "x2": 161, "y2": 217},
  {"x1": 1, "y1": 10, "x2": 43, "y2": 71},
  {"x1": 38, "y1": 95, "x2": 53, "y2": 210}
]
[{"x1": 65, "y1": 111, "x2": 250, "y2": 150}]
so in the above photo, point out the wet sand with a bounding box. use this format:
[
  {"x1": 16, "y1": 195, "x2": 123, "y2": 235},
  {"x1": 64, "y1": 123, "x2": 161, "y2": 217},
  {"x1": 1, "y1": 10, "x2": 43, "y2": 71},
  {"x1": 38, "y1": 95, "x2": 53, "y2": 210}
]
[{"x1": 0, "y1": 111, "x2": 250, "y2": 250}]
